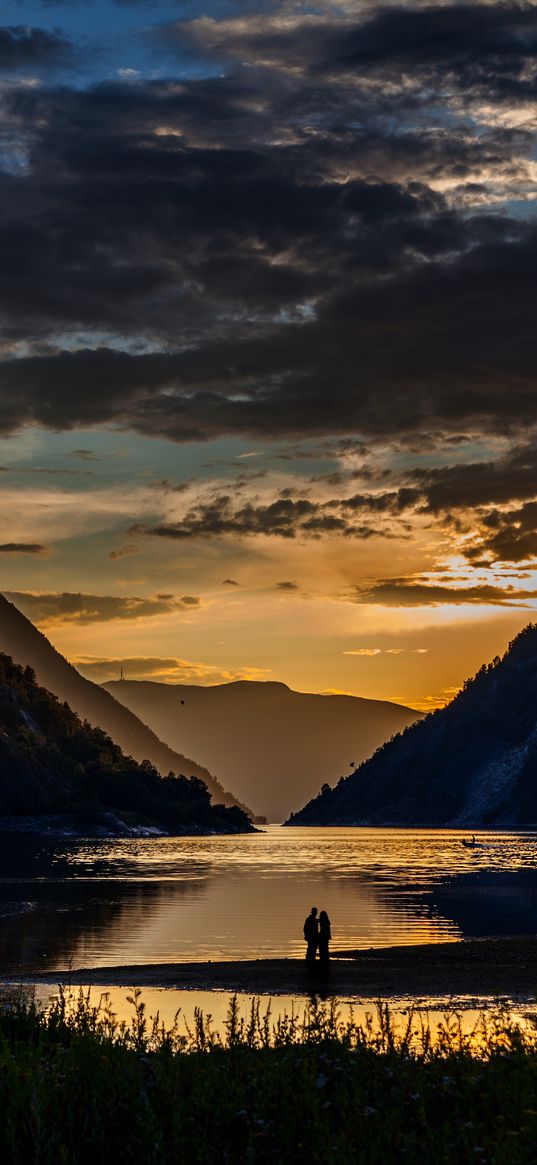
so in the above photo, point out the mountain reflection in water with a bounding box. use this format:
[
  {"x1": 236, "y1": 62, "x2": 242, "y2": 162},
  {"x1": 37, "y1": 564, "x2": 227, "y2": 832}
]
[
  {"x1": 428, "y1": 870, "x2": 537, "y2": 937},
  {"x1": 1, "y1": 827, "x2": 537, "y2": 974}
]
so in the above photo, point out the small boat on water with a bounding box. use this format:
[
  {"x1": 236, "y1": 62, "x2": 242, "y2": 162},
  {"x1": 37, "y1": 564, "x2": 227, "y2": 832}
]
[{"x1": 461, "y1": 836, "x2": 477, "y2": 849}]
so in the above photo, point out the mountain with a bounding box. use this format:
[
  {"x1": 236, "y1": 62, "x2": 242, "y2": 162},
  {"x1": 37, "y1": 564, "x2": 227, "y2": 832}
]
[
  {"x1": 0, "y1": 594, "x2": 252, "y2": 817},
  {"x1": 103, "y1": 678, "x2": 420, "y2": 820},
  {"x1": 286, "y1": 624, "x2": 537, "y2": 828},
  {"x1": 0, "y1": 653, "x2": 253, "y2": 835}
]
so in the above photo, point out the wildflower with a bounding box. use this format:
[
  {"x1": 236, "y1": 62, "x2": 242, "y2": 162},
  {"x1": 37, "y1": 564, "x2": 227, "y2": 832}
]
[{"x1": 362, "y1": 1106, "x2": 376, "y2": 1117}]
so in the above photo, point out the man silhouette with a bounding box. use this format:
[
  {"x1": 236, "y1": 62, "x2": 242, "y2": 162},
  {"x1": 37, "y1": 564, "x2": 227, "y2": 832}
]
[{"x1": 303, "y1": 906, "x2": 318, "y2": 964}]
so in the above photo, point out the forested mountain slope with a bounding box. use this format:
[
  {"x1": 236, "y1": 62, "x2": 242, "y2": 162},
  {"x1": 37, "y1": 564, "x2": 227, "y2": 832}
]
[
  {"x1": 0, "y1": 594, "x2": 251, "y2": 815},
  {"x1": 287, "y1": 625, "x2": 537, "y2": 827},
  {"x1": 0, "y1": 654, "x2": 253, "y2": 835}
]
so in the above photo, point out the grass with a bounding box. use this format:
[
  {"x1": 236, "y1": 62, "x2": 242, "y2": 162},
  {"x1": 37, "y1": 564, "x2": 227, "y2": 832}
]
[{"x1": 1, "y1": 987, "x2": 537, "y2": 1163}]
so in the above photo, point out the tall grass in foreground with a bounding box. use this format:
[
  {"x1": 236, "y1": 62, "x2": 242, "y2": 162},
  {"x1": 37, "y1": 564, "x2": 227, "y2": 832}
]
[{"x1": 1, "y1": 988, "x2": 537, "y2": 1163}]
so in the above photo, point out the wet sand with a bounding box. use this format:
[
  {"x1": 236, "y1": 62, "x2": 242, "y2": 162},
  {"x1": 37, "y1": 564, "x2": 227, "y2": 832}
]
[{"x1": 5, "y1": 935, "x2": 537, "y2": 1000}]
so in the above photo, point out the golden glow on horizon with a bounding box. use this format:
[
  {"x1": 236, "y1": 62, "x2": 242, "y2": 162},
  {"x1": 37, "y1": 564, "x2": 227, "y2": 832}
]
[
  {"x1": 3, "y1": 430, "x2": 537, "y2": 713},
  {"x1": 26, "y1": 596, "x2": 529, "y2": 714}
]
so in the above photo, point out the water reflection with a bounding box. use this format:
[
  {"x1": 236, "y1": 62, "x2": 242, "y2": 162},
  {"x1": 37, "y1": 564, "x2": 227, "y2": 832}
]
[
  {"x1": 1, "y1": 828, "x2": 536, "y2": 973},
  {"x1": 428, "y1": 870, "x2": 537, "y2": 937}
]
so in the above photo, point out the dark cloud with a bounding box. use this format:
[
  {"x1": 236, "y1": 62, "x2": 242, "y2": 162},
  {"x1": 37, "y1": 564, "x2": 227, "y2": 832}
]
[
  {"x1": 322, "y1": 3, "x2": 537, "y2": 96},
  {"x1": 342, "y1": 488, "x2": 422, "y2": 514},
  {"x1": 276, "y1": 580, "x2": 298, "y2": 591},
  {"x1": 0, "y1": 542, "x2": 48, "y2": 554},
  {"x1": 466, "y1": 501, "x2": 537, "y2": 564},
  {"x1": 129, "y1": 492, "x2": 391, "y2": 540},
  {"x1": 0, "y1": 2, "x2": 534, "y2": 480},
  {"x1": 131, "y1": 498, "x2": 319, "y2": 539},
  {"x1": 0, "y1": 209, "x2": 533, "y2": 445},
  {"x1": 5, "y1": 591, "x2": 201, "y2": 624},
  {"x1": 410, "y1": 444, "x2": 537, "y2": 513},
  {"x1": 108, "y1": 545, "x2": 139, "y2": 559},
  {"x1": 338, "y1": 443, "x2": 537, "y2": 565},
  {"x1": 0, "y1": 26, "x2": 73, "y2": 71},
  {"x1": 312, "y1": 444, "x2": 537, "y2": 566},
  {"x1": 356, "y1": 578, "x2": 537, "y2": 607},
  {"x1": 174, "y1": 3, "x2": 537, "y2": 105},
  {"x1": 222, "y1": 577, "x2": 239, "y2": 585}
]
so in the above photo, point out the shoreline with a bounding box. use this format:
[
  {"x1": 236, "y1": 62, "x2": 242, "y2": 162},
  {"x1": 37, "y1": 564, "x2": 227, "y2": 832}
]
[
  {"x1": 0, "y1": 813, "x2": 258, "y2": 839},
  {"x1": 4, "y1": 935, "x2": 537, "y2": 1001}
]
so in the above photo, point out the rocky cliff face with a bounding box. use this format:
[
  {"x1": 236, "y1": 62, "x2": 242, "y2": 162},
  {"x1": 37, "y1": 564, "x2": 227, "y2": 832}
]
[{"x1": 287, "y1": 624, "x2": 537, "y2": 828}]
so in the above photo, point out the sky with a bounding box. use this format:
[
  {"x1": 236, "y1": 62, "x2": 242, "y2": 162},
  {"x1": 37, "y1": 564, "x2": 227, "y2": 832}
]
[{"x1": 0, "y1": 0, "x2": 537, "y2": 711}]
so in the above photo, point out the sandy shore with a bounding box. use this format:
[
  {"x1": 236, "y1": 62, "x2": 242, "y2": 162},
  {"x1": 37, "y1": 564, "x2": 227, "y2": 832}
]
[{"x1": 5, "y1": 936, "x2": 537, "y2": 1000}]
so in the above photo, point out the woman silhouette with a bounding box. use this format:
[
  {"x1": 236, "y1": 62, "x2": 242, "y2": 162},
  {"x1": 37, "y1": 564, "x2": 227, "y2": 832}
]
[{"x1": 318, "y1": 910, "x2": 331, "y2": 964}]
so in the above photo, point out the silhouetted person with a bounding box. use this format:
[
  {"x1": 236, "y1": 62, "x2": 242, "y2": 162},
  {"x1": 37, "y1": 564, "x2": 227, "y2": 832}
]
[
  {"x1": 318, "y1": 910, "x2": 331, "y2": 965},
  {"x1": 303, "y1": 907, "x2": 318, "y2": 964}
]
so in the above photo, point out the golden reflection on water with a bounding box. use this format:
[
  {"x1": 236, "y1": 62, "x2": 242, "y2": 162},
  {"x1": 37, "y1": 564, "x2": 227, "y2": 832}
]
[
  {"x1": 69, "y1": 826, "x2": 537, "y2": 878},
  {"x1": 2, "y1": 827, "x2": 537, "y2": 971}
]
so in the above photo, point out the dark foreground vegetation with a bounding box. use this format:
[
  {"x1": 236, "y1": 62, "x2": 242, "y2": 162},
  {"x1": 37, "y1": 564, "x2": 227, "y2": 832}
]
[
  {"x1": 0, "y1": 654, "x2": 253, "y2": 835},
  {"x1": 1, "y1": 989, "x2": 537, "y2": 1164}
]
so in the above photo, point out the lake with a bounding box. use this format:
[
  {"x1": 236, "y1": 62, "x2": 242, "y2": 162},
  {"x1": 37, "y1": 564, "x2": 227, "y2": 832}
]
[{"x1": 2, "y1": 826, "x2": 537, "y2": 976}]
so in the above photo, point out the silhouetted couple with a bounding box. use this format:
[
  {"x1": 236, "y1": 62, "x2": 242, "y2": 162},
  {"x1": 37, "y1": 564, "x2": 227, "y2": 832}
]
[{"x1": 303, "y1": 906, "x2": 331, "y2": 966}]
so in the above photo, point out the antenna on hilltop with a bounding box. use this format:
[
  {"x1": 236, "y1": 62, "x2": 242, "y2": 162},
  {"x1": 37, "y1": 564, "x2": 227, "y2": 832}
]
[{"x1": 120, "y1": 665, "x2": 124, "y2": 682}]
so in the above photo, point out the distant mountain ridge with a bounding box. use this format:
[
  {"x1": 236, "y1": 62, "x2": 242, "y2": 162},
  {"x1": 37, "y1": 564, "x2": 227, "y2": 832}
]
[
  {"x1": 286, "y1": 624, "x2": 537, "y2": 828},
  {"x1": 104, "y1": 678, "x2": 420, "y2": 820},
  {"x1": 0, "y1": 594, "x2": 251, "y2": 816}
]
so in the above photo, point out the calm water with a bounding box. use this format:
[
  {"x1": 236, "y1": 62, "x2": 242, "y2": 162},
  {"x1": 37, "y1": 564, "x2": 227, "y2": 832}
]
[{"x1": 1, "y1": 827, "x2": 537, "y2": 975}]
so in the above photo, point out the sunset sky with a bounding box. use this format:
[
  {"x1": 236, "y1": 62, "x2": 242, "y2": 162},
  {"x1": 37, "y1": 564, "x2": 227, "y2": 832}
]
[{"x1": 1, "y1": 0, "x2": 537, "y2": 711}]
